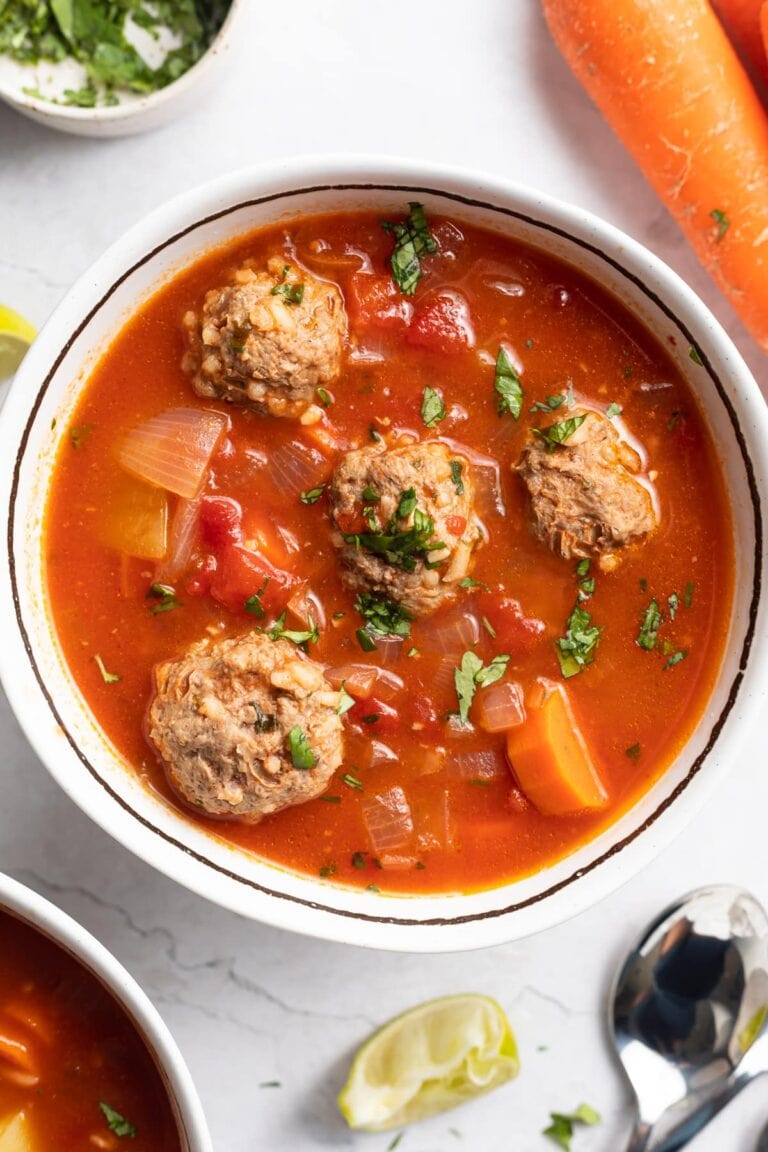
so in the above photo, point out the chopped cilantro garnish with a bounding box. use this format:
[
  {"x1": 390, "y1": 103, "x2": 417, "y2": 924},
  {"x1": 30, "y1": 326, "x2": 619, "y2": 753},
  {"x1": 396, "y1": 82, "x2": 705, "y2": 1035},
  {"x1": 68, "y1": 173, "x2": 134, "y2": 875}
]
[
  {"x1": 343, "y1": 490, "x2": 446, "y2": 573},
  {"x1": 244, "y1": 577, "x2": 271, "y2": 618},
  {"x1": 271, "y1": 267, "x2": 305, "y2": 305},
  {"x1": 454, "y1": 651, "x2": 510, "y2": 724},
  {"x1": 319, "y1": 794, "x2": 341, "y2": 804},
  {"x1": 317, "y1": 387, "x2": 332, "y2": 407},
  {"x1": 407, "y1": 646, "x2": 419, "y2": 657},
  {"x1": 663, "y1": 649, "x2": 688, "y2": 670},
  {"x1": 99, "y1": 1102, "x2": 136, "y2": 1139},
  {"x1": 606, "y1": 402, "x2": 622, "y2": 419},
  {"x1": 70, "y1": 423, "x2": 93, "y2": 450},
  {"x1": 287, "y1": 726, "x2": 316, "y2": 770},
  {"x1": 147, "y1": 583, "x2": 181, "y2": 615},
  {"x1": 259, "y1": 1080, "x2": 281, "y2": 1088},
  {"x1": 557, "y1": 603, "x2": 601, "y2": 678},
  {"x1": 544, "y1": 1103, "x2": 601, "y2": 1149},
  {"x1": 341, "y1": 772, "x2": 364, "y2": 791},
  {"x1": 450, "y1": 459, "x2": 464, "y2": 495},
  {"x1": 459, "y1": 576, "x2": 490, "y2": 591},
  {"x1": 356, "y1": 627, "x2": 377, "y2": 653},
  {"x1": 684, "y1": 581, "x2": 695, "y2": 608},
  {"x1": 625, "y1": 743, "x2": 641, "y2": 760},
  {"x1": 387, "y1": 1134, "x2": 404, "y2": 1151},
  {"x1": 534, "y1": 414, "x2": 587, "y2": 450},
  {"x1": 668, "y1": 591, "x2": 679, "y2": 620},
  {"x1": 319, "y1": 863, "x2": 337, "y2": 878},
  {"x1": 637, "y1": 598, "x2": 662, "y2": 650},
  {"x1": 367, "y1": 882, "x2": 381, "y2": 893},
  {"x1": 362, "y1": 484, "x2": 380, "y2": 502},
  {"x1": 94, "y1": 654, "x2": 120, "y2": 684},
  {"x1": 355, "y1": 592, "x2": 412, "y2": 639},
  {"x1": 494, "y1": 346, "x2": 523, "y2": 419},
  {"x1": 351, "y1": 851, "x2": 367, "y2": 869},
  {"x1": 382, "y1": 202, "x2": 437, "y2": 295},
  {"x1": 710, "y1": 209, "x2": 729, "y2": 242},
  {"x1": 266, "y1": 611, "x2": 319, "y2": 648},
  {"x1": 300, "y1": 485, "x2": 326, "y2": 505},
  {"x1": 689, "y1": 345, "x2": 704, "y2": 366},
  {"x1": 1, "y1": 2, "x2": 230, "y2": 108},
  {"x1": 623, "y1": 364, "x2": 633, "y2": 379},
  {"x1": 576, "y1": 559, "x2": 590, "y2": 577},
  {"x1": 336, "y1": 682, "x2": 355, "y2": 716},
  {"x1": 481, "y1": 615, "x2": 496, "y2": 638},
  {"x1": 530, "y1": 394, "x2": 565, "y2": 414},
  {"x1": 421, "y1": 385, "x2": 446, "y2": 428}
]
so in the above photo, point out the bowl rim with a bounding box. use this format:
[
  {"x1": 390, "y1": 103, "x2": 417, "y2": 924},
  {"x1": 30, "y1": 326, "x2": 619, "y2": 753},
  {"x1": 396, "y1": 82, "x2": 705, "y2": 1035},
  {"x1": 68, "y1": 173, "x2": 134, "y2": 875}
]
[
  {"x1": 0, "y1": 870, "x2": 212, "y2": 1151},
  {"x1": 1, "y1": 155, "x2": 766, "y2": 952},
  {"x1": 0, "y1": 0, "x2": 244, "y2": 125}
]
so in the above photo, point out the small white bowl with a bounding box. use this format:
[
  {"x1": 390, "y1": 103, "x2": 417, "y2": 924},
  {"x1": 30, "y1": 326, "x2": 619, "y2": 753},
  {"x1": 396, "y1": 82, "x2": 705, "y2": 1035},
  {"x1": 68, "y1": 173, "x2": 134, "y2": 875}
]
[
  {"x1": 0, "y1": 156, "x2": 766, "y2": 952},
  {"x1": 0, "y1": 0, "x2": 245, "y2": 138},
  {"x1": 0, "y1": 871, "x2": 212, "y2": 1151}
]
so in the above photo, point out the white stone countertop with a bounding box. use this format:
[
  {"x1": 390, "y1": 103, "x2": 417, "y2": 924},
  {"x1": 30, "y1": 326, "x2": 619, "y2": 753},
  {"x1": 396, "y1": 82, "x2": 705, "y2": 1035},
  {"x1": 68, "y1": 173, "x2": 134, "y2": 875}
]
[{"x1": 0, "y1": 2, "x2": 766, "y2": 1150}]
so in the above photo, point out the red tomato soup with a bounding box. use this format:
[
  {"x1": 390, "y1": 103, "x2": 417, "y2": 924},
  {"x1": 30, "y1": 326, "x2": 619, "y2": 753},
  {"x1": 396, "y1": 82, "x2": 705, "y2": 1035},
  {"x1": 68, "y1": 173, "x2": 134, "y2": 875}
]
[
  {"x1": 44, "y1": 208, "x2": 733, "y2": 894},
  {"x1": 0, "y1": 910, "x2": 180, "y2": 1150}
]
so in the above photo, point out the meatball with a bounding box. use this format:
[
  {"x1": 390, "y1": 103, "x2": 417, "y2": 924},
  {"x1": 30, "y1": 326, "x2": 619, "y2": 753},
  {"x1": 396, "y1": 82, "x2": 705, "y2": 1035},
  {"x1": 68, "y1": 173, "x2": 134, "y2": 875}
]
[
  {"x1": 329, "y1": 441, "x2": 482, "y2": 616},
  {"x1": 147, "y1": 633, "x2": 344, "y2": 822},
  {"x1": 516, "y1": 409, "x2": 657, "y2": 570},
  {"x1": 182, "y1": 257, "x2": 347, "y2": 418}
]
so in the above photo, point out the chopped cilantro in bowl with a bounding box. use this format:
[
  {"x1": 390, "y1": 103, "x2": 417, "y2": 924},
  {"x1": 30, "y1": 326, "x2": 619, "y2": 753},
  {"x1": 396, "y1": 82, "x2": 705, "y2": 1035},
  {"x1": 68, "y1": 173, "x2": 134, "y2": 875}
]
[{"x1": 0, "y1": 0, "x2": 234, "y2": 127}]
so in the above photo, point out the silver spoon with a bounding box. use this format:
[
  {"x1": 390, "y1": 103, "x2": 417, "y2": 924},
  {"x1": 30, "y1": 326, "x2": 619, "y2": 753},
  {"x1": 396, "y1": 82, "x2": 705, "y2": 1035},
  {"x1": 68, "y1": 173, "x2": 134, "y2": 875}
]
[{"x1": 611, "y1": 885, "x2": 768, "y2": 1151}]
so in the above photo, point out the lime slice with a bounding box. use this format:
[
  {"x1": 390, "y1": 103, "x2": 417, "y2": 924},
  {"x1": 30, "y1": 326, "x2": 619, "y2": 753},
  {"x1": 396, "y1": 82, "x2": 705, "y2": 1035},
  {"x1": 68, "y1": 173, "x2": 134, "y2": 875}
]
[
  {"x1": 0, "y1": 305, "x2": 36, "y2": 383},
  {"x1": 338, "y1": 993, "x2": 519, "y2": 1132}
]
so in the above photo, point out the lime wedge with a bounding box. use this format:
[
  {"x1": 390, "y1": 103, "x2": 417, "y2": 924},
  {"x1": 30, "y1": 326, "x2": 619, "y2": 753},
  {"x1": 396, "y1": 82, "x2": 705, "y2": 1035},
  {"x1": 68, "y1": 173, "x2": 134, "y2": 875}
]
[
  {"x1": 338, "y1": 993, "x2": 519, "y2": 1132},
  {"x1": 0, "y1": 305, "x2": 36, "y2": 383}
]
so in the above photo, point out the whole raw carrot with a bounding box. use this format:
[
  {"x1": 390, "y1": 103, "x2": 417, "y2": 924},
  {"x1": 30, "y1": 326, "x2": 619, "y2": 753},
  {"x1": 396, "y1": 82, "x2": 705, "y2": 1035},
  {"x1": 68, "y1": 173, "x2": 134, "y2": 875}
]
[
  {"x1": 712, "y1": 0, "x2": 768, "y2": 96},
  {"x1": 542, "y1": 0, "x2": 768, "y2": 351}
]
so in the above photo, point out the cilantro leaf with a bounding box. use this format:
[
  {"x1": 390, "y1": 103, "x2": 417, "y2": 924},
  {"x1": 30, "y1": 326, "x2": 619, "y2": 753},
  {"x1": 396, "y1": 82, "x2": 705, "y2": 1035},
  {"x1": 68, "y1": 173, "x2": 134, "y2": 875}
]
[
  {"x1": 266, "y1": 612, "x2": 319, "y2": 648},
  {"x1": 421, "y1": 386, "x2": 446, "y2": 428},
  {"x1": 382, "y1": 202, "x2": 437, "y2": 295},
  {"x1": 343, "y1": 492, "x2": 446, "y2": 573},
  {"x1": 637, "y1": 599, "x2": 662, "y2": 651},
  {"x1": 605, "y1": 402, "x2": 622, "y2": 419},
  {"x1": 493, "y1": 346, "x2": 523, "y2": 419},
  {"x1": 543, "y1": 1104, "x2": 601, "y2": 1150},
  {"x1": 355, "y1": 593, "x2": 412, "y2": 639},
  {"x1": 300, "y1": 485, "x2": 326, "y2": 505},
  {"x1": 287, "y1": 725, "x2": 316, "y2": 770},
  {"x1": 710, "y1": 209, "x2": 729, "y2": 242},
  {"x1": 147, "y1": 582, "x2": 181, "y2": 615},
  {"x1": 99, "y1": 1102, "x2": 136, "y2": 1139},
  {"x1": 336, "y1": 682, "x2": 355, "y2": 716},
  {"x1": 450, "y1": 460, "x2": 464, "y2": 495},
  {"x1": 534, "y1": 414, "x2": 588, "y2": 450},
  {"x1": 94, "y1": 654, "x2": 120, "y2": 684},
  {"x1": 454, "y1": 651, "x2": 511, "y2": 723},
  {"x1": 557, "y1": 603, "x2": 601, "y2": 678}
]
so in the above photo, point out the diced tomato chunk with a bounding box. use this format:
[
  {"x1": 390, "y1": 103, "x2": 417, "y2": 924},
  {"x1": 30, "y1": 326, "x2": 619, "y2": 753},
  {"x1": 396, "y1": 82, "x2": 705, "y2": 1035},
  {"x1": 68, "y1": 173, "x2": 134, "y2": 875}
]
[
  {"x1": 478, "y1": 594, "x2": 546, "y2": 654},
  {"x1": 185, "y1": 554, "x2": 217, "y2": 598},
  {"x1": 406, "y1": 291, "x2": 474, "y2": 354},
  {"x1": 199, "y1": 496, "x2": 243, "y2": 549},
  {"x1": 347, "y1": 273, "x2": 412, "y2": 331},
  {"x1": 349, "y1": 697, "x2": 400, "y2": 736},
  {"x1": 209, "y1": 543, "x2": 300, "y2": 616},
  {"x1": 445, "y1": 514, "x2": 467, "y2": 536}
]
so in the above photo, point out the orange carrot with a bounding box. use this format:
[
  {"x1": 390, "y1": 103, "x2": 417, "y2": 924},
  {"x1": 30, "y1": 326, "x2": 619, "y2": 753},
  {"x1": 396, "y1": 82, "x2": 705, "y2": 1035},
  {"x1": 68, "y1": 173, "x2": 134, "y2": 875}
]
[
  {"x1": 542, "y1": 0, "x2": 768, "y2": 351},
  {"x1": 505, "y1": 682, "x2": 608, "y2": 816},
  {"x1": 712, "y1": 0, "x2": 768, "y2": 96}
]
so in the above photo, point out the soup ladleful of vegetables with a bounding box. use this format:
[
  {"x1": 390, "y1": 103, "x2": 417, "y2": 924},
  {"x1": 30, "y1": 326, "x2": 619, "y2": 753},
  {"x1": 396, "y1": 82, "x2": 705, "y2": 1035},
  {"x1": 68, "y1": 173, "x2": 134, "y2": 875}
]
[{"x1": 44, "y1": 203, "x2": 733, "y2": 894}]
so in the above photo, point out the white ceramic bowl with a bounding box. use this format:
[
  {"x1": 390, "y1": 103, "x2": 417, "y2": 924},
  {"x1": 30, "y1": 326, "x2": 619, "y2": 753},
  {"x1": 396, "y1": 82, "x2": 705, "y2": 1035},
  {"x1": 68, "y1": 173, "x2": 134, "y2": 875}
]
[
  {"x1": 0, "y1": 871, "x2": 211, "y2": 1150},
  {"x1": 0, "y1": 1, "x2": 245, "y2": 138},
  {"x1": 0, "y1": 157, "x2": 766, "y2": 952}
]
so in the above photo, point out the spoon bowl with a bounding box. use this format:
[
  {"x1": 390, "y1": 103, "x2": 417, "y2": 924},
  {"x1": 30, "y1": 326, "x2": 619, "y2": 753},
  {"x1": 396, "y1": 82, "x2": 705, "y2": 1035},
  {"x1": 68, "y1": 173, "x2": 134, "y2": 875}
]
[{"x1": 611, "y1": 886, "x2": 768, "y2": 1151}]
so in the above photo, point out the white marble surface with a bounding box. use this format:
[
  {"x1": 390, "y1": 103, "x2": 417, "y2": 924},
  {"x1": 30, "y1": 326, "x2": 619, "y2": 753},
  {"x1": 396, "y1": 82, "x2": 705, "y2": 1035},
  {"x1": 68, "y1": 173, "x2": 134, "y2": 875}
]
[{"x1": 0, "y1": 2, "x2": 767, "y2": 1149}]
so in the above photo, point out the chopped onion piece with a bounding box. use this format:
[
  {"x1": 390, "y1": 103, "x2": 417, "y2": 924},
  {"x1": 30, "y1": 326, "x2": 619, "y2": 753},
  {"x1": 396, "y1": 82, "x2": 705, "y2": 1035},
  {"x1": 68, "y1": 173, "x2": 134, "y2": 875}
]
[
  {"x1": 424, "y1": 608, "x2": 480, "y2": 658},
  {"x1": 325, "y1": 664, "x2": 404, "y2": 701},
  {"x1": 286, "y1": 587, "x2": 326, "y2": 631},
  {"x1": 269, "y1": 439, "x2": 327, "y2": 497},
  {"x1": 100, "y1": 473, "x2": 168, "y2": 560},
  {"x1": 117, "y1": 408, "x2": 228, "y2": 499},
  {"x1": 476, "y1": 681, "x2": 526, "y2": 733},
  {"x1": 437, "y1": 436, "x2": 506, "y2": 517},
  {"x1": 369, "y1": 741, "x2": 399, "y2": 768},
  {"x1": 414, "y1": 789, "x2": 455, "y2": 852},
  {"x1": 372, "y1": 635, "x2": 405, "y2": 668},
  {"x1": 158, "y1": 496, "x2": 201, "y2": 581},
  {"x1": 362, "y1": 786, "x2": 414, "y2": 855},
  {"x1": 449, "y1": 748, "x2": 508, "y2": 781},
  {"x1": 415, "y1": 745, "x2": 447, "y2": 777}
]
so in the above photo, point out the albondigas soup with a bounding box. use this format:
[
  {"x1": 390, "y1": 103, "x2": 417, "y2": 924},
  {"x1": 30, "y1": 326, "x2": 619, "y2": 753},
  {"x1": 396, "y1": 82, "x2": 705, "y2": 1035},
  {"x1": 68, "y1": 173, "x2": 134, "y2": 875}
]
[{"x1": 45, "y1": 205, "x2": 733, "y2": 894}]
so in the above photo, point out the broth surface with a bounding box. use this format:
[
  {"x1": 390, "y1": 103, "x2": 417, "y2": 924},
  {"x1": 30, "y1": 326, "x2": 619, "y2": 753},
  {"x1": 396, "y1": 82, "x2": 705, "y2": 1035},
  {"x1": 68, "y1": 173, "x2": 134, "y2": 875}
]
[{"x1": 44, "y1": 211, "x2": 734, "y2": 893}]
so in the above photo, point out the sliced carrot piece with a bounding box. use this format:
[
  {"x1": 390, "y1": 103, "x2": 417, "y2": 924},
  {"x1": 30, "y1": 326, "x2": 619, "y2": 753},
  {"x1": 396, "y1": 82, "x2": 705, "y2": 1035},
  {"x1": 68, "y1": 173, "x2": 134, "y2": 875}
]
[{"x1": 505, "y1": 680, "x2": 607, "y2": 816}]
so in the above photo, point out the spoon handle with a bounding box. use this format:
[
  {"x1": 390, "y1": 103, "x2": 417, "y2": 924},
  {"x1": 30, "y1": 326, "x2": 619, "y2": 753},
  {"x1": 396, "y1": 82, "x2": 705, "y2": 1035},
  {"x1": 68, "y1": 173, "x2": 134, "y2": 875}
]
[{"x1": 624, "y1": 1075, "x2": 753, "y2": 1152}]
